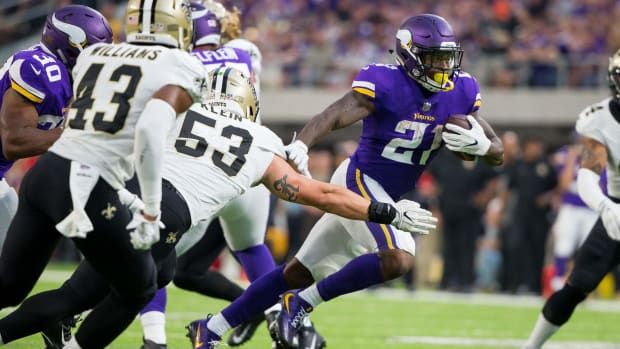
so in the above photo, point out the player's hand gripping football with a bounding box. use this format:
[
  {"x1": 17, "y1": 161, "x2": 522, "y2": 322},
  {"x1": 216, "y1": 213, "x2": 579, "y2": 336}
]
[
  {"x1": 284, "y1": 134, "x2": 312, "y2": 178},
  {"x1": 391, "y1": 200, "x2": 438, "y2": 235},
  {"x1": 598, "y1": 199, "x2": 620, "y2": 240},
  {"x1": 442, "y1": 115, "x2": 491, "y2": 156}
]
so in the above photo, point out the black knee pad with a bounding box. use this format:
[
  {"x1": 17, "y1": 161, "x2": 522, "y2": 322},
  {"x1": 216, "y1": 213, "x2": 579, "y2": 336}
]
[{"x1": 542, "y1": 283, "x2": 587, "y2": 326}]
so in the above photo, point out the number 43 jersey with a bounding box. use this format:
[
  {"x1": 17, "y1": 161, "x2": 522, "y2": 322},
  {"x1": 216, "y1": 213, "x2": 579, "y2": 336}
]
[
  {"x1": 162, "y1": 103, "x2": 285, "y2": 225},
  {"x1": 50, "y1": 42, "x2": 208, "y2": 189},
  {"x1": 350, "y1": 64, "x2": 481, "y2": 199}
]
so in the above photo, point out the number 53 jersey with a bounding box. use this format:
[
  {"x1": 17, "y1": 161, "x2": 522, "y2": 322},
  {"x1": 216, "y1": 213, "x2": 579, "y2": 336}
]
[
  {"x1": 50, "y1": 42, "x2": 208, "y2": 189},
  {"x1": 350, "y1": 64, "x2": 482, "y2": 199},
  {"x1": 162, "y1": 103, "x2": 286, "y2": 226}
]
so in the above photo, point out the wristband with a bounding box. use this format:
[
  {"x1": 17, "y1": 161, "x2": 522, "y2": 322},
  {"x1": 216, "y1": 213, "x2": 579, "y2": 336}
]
[{"x1": 368, "y1": 201, "x2": 396, "y2": 224}]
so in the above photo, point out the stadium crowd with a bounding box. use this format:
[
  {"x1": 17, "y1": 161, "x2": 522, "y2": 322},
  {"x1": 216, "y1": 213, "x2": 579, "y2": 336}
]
[{"x1": 1, "y1": 0, "x2": 617, "y2": 88}]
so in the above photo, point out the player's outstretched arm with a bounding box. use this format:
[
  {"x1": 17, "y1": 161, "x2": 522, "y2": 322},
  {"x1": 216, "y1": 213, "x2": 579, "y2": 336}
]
[
  {"x1": 295, "y1": 90, "x2": 373, "y2": 148},
  {"x1": 262, "y1": 155, "x2": 437, "y2": 234},
  {"x1": 0, "y1": 88, "x2": 63, "y2": 160}
]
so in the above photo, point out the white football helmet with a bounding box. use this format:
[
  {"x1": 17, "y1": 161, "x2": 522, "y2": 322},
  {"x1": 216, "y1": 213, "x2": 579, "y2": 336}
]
[
  {"x1": 125, "y1": 0, "x2": 193, "y2": 51},
  {"x1": 207, "y1": 67, "x2": 258, "y2": 122}
]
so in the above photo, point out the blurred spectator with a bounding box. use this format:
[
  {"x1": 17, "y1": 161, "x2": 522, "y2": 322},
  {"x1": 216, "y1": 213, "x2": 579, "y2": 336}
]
[
  {"x1": 429, "y1": 148, "x2": 501, "y2": 293},
  {"x1": 502, "y1": 137, "x2": 558, "y2": 294}
]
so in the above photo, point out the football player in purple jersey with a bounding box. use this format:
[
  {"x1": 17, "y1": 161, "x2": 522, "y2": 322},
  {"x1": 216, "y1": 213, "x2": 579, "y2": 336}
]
[
  {"x1": 0, "y1": 4, "x2": 112, "y2": 252},
  {"x1": 186, "y1": 13, "x2": 504, "y2": 349}
]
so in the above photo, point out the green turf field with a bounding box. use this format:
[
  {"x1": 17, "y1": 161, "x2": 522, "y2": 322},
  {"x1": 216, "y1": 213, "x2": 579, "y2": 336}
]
[{"x1": 2, "y1": 264, "x2": 620, "y2": 348}]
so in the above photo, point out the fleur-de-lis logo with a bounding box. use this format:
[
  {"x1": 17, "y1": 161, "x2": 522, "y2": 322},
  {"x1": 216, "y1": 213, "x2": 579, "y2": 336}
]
[
  {"x1": 273, "y1": 174, "x2": 299, "y2": 201},
  {"x1": 165, "y1": 232, "x2": 178, "y2": 244},
  {"x1": 101, "y1": 203, "x2": 117, "y2": 220}
]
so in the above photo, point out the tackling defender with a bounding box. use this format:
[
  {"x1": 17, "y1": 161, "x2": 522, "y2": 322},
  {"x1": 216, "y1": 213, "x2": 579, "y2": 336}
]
[
  {"x1": 138, "y1": 4, "x2": 279, "y2": 348},
  {"x1": 0, "y1": 0, "x2": 209, "y2": 347},
  {"x1": 186, "y1": 13, "x2": 503, "y2": 349},
  {"x1": 522, "y1": 48, "x2": 620, "y2": 349},
  {"x1": 0, "y1": 67, "x2": 436, "y2": 348},
  {"x1": 0, "y1": 5, "x2": 112, "y2": 251}
]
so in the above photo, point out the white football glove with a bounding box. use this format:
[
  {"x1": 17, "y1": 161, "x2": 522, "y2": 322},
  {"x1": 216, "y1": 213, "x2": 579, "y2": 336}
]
[
  {"x1": 126, "y1": 212, "x2": 164, "y2": 250},
  {"x1": 442, "y1": 115, "x2": 491, "y2": 156},
  {"x1": 391, "y1": 200, "x2": 438, "y2": 235},
  {"x1": 117, "y1": 188, "x2": 144, "y2": 214},
  {"x1": 598, "y1": 199, "x2": 620, "y2": 240},
  {"x1": 284, "y1": 138, "x2": 312, "y2": 178}
]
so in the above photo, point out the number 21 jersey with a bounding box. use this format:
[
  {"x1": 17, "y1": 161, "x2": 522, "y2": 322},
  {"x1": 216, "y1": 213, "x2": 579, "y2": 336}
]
[{"x1": 350, "y1": 64, "x2": 481, "y2": 199}]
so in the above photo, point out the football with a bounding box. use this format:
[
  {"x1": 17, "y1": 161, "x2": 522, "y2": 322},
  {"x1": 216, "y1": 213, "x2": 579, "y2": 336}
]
[
  {"x1": 444, "y1": 114, "x2": 472, "y2": 132},
  {"x1": 444, "y1": 114, "x2": 476, "y2": 161}
]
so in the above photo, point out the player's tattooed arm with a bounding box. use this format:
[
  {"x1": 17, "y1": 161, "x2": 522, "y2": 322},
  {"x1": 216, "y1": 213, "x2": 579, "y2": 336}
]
[
  {"x1": 263, "y1": 155, "x2": 371, "y2": 221},
  {"x1": 579, "y1": 136, "x2": 607, "y2": 175},
  {"x1": 272, "y1": 174, "x2": 300, "y2": 201},
  {"x1": 472, "y1": 112, "x2": 504, "y2": 166},
  {"x1": 295, "y1": 90, "x2": 373, "y2": 148}
]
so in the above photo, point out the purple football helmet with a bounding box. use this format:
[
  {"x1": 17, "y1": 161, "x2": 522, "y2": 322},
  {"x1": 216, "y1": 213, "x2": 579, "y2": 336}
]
[
  {"x1": 191, "y1": 2, "x2": 221, "y2": 47},
  {"x1": 41, "y1": 5, "x2": 113, "y2": 70},
  {"x1": 393, "y1": 14, "x2": 463, "y2": 92}
]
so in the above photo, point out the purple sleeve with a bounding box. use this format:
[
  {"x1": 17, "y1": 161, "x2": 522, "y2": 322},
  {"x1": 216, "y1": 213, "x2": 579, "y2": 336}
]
[
  {"x1": 351, "y1": 64, "x2": 392, "y2": 103},
  {"x1": 460, "y1": 72, "x2": 482, "y2": 114}
]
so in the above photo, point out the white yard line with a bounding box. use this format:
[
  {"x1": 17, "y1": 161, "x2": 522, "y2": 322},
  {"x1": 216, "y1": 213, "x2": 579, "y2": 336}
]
[{"x1": 388, "y1": 335, "x2": 620, "y2": 348}]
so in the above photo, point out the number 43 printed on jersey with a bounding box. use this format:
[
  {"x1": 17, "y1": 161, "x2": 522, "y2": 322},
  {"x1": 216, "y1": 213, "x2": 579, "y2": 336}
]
[{"x1": 381, "y1": 120, "x2": 443, "y2": 165}]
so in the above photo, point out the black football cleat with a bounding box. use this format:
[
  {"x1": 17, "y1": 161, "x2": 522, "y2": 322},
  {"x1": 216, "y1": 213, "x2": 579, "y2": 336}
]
[
  {"x1": 227, "y1": 313, "x2": 264, "y2": 346},
  {"x1": 41, "y1": 315, "x2": 81, "y2": 349},
  {"x1": 140, "y1": 338, "x2": 167, "y2": 349},
  {"x1": 297, "y1": 320, "x2": 327, "y2": 349}
]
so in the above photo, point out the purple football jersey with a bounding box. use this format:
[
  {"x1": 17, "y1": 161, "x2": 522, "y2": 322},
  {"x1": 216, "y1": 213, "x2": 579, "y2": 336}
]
[
  {"x1": 0, "y1": 45, "x2": 71, "y2": 178},
  {"x1": 350, "y1": 64, "x2": 481, "y2": 199},
  {"x1": 191, "y1": 46, "x2": 253, "y2": 77}
]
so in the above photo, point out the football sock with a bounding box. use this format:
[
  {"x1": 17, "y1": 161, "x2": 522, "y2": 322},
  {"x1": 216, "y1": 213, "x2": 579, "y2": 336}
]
[
  {"x1": 175, "y1": 270, "x2": 244, "y2": 302},
  {"x1": 222, "y1": 265, "x2": 287, "y2": 328},
  {"x1": 554, "y1": 256, "x2": 569, "y2": 277},
  {"x1": 63, "y1": 336, "x2": 82, "y2": 349},
  {"x1": 140, "y1": 311, "x2": 166, "y2": 344},
  {"x1": 207, "y1": 313, "x2": 232, "y2": 337},
  {"x1": 298, "y1": 285, "x2": 323, "y2": 308},
  {"x1": 522, "y1": 313, "x2": 559, "y2": 349},
  {"x1": 141, "y1": 288, "x2": 167, "y2": 314},
  {"x1": 235, "y1": 244, "x2": 276, "y2": 282},
  {"x1": 316, "y1": 253, "x2": 382, "y2": 302}
]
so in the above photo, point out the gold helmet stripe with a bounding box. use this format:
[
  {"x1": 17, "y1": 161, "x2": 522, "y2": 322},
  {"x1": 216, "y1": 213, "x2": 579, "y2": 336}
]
[
  {"x1": 212, "y1": 66, "x2": 232, "y2": 95},
  {"x1": 139, "y1": 0, "x2": 155, "y2": 35}
]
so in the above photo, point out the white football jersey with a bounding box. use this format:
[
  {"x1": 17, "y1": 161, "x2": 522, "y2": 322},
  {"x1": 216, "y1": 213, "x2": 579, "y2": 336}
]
[
  {"x1": 576, "y1": 97, "x2": 620, "y2": 198},
  {"x1": 163, "y1": 103, "x2": 285, "y2": 225},
  {"x1": 50, "y1": 42, "x2": 208, "y2": 189}
]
